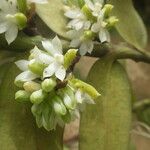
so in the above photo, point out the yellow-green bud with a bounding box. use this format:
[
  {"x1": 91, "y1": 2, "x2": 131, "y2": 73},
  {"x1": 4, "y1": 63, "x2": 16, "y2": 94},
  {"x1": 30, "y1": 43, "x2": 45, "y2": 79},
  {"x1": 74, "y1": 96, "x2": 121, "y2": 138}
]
[
  {"x1": 83, "y1": 30, "x2": 95, "y2": 40},
  {"x1": 42, "y1": 78, "x2": 57, "y2": 92},
  {"x1": 102, "y1": 4, "x2": 114, "y2": 17},
  {"x1": 71, "y1": 78, "x2": 101, "y2": 99},
  {"x1": 82, "y1": 4, "x2": 96, "y2": 22},
  {"x1": 14, "y1": 80, "x2": 24, "y2": 88},
  {"x1": 106, "y1": 16, "x2": 119, "y2": 27},
  {"x1": 15, "y1": 90, "x2": 30, "y2": 102},
  {"x1": 14, "y1": 13, "x2": 27, "y2": 29},
  {"x1": 64, "y1": 49, "x2": 78, "y2": 69},
  {"x1": 28, "y1": 60, "x2": 46, "y2": 75},
  {"x1": 23, "y1": 81, "x2": 41, "y2": 93},
  {"x1": 53, "y1": 96, "x2": 67, "y2": 116},
  {"x1": 30, "y1": 90, "x2": 47, "y2": 104}
]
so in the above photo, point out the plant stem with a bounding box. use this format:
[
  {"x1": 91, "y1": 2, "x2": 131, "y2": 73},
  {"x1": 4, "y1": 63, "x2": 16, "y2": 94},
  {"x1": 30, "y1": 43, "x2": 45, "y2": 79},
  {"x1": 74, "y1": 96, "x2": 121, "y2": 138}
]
[{"x1": 90, "y1": 43, "x2": 150, "y2": 63}]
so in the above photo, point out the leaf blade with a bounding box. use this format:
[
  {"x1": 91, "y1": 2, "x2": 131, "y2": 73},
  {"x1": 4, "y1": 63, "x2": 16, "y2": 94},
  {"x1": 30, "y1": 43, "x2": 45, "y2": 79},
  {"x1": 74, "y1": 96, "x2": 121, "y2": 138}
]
[
  {"x1": 109, "y1": 0, "x2": 147, "y2": 50},
  {"x1": 36, "y1": 0, "x2": 68, "y2": 39},
  {"x1": 79, "y1": 58, "x2": 132, "y2": 150}
]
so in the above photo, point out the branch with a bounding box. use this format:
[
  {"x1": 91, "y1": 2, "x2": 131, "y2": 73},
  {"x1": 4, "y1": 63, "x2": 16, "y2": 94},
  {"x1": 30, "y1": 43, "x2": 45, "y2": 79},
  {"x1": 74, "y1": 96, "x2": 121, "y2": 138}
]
[
  {"x1": 90, "y1": 43, "x2": 150, "y2": 64},
  {"x1": 0, "y1": 34, "x2": 150, "y2": 64}
]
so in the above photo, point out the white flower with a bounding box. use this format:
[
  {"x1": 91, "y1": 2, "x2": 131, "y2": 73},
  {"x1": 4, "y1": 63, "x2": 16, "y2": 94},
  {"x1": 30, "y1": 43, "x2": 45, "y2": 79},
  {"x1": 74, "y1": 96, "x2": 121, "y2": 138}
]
[
  {"x1": 67, "y1": 29, "x2": 94, "y2": 55},
  {"x1": 42, "y1": 36, "x2": 66, "y2": 81},
  {"x1": 64, "y1": 6, "x2": 91, "y2": 30},
  {"x1": 28, "y1": 0, "x2": 48, "y2": 4},
  {"x1": 15, "y1": 36, "x2": 66, "y2": 83},
  {"x1": 0, "y1": 0, "x2": 18, "y2": 44},
  {"x1": 85, "y1": 0, "x2": 104, "y2": 17},
  {"x1": 91, "y1": 17, "x2": 110, "y2": 42}
]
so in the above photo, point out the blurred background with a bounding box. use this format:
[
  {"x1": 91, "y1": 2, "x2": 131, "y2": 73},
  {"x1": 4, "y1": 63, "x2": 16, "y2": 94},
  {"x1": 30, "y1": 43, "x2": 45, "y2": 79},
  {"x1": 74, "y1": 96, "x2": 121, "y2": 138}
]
[{"x1": 63, "y1": 0, "x2": 150, "y2": 149}]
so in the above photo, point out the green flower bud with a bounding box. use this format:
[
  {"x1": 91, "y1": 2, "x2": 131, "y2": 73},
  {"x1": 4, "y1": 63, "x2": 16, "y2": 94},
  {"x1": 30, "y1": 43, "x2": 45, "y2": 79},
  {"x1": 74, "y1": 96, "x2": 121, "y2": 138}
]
[
  {"x1": 82, "y1": 4, "x2": 96, "y2": 22},
  {"x1": 64, "y1": 49, "x2": 78, "y2": 69},
  {"x1": 23, "y1": 81, "x2": 41, "y2": 93},
  {"x1": 28, "y1": 60, "x2": 46, "y2": 75},
  {"x1": 83, "y1": 30, "x2": 95, "y2": 40},
  {"x1": 14, "y1": 13, "x2": 27, "y2": 29},
  {"x1": 102, "y1": 4, "x2": 114, "y2": 17},
  {"x1": 53, "y1": 96, "x2": 67, "y2": 116},
  {"x1": 71, "y1": 78, "x2": 101, "y2": 99},
  {"x1": 61, "y1": 110, "x2": 71, "y2": 123},
  {"x1": 30, "y1": 90, "x2": 47, "y2": 104},
  {"x1": 63, "y1": 93, "x2": 76, "y2": 110},
  {"x1": 106, "y1": 16, "x2": 119, "y2": 28},
  {"x1": 15, "y1": 90, "x2": 30, "y2": 102},
  {"x1": 42, "y1": 78, "x2": 57, "y2": 92},
  {"x1": 14, "y1": 79, "x2": 24, "y2": 88}
]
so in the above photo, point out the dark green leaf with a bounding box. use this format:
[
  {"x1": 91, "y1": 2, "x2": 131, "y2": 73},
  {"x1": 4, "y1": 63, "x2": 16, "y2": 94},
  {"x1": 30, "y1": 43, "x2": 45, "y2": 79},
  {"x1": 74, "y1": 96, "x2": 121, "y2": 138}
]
[
  {"x1": 79, "y1": 57, "x2": 132, "y2": 150},
  {"x1": 109, "y1": 0, "x2": 147, "y2": 50}
]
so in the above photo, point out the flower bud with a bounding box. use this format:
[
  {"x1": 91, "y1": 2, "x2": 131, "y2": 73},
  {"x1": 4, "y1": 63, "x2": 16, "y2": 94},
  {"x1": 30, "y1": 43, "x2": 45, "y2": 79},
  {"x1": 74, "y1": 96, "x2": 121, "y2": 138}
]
[
  {"x1": 64, "y1": 49, "x2": 78, "y2": 69},
  {"x1": 61, "y1": 111, "x2": 71, "y2": 123},
  {"x1": 14, "y1": 13, "x2": 27, "y2": 29},
  {"x1": 102, "y1": 4, "x2": 114, "y2": 17},
  {"x1": 83, "y1": 30, "x2": 95, "y2": 40},
  {"x1": 63, "y1": 93, "x2": 76, "y2": 110},
  {"x1": 42, "y1": 78, "x2": 57, "y2": 92},
  {"x1": 14, "y1": 79, "x2": 24, "y2": 88},
  {"x1": 106, "y1": 16, "x2": 119, "y2": 27},
  {"x1": 71, "y1": 78, "x2": 101, "y2": 99},
  {"x1": 82, "y1": 4, "x2": 96, "y2": 22},
  {"x1": 53, "y1": 96, "x2": 67, "y2": 116},
  {"x1": 15, "y1": 90, "x2": 30, "y2": 102},
  {"x1": 30, "y1": 90, "x2": 47, "y2": 104},
  {"x1": 28, "y1": 59, "x2": 45, "y2": 75},
  {"x1": 23, "y1": 81, "x2": 41, "y2": 93}
]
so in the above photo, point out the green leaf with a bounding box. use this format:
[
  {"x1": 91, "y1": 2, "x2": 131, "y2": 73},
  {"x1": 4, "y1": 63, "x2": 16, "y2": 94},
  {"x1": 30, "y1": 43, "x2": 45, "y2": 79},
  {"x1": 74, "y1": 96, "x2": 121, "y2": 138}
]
[
  {"x1": 36, "y1": 0, "x2": 68, "y2": 39},
  {"x1": 109, "y1": 0, "x2": 147, "y2": 50},
  {"x1": 0, "y1": 55, "x2": 64, "y2": 150},
  {"x1": 79, "y1": 57, "x2": 132, "y2": 150}
]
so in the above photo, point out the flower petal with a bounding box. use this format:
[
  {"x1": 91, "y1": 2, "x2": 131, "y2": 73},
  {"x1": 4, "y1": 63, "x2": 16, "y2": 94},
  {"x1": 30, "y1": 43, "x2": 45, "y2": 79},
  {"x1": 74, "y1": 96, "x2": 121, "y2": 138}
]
[
  {"x1": 55, "y1": 66, "x2": 66, "y2": 81},
  {"x1": 38, "y1": 52, "x2": 54, "y2": 64},
  {"x1": 84, "y1": 94, "x2": 95, "y2": 104},
  {"x1": 64, "y1": 9, "x2": 81, "y2": 19},
  {"x1": 15, "y1": 71, "x2": 38, "y2": 82},
  {"x1": 79, "y1": 41, "x2": 94, "y2": 56},
  {"x1": 29, "y1": 0, "x2": 48, "y2": 3},
  {"x1": 43, "y1": 62, "x2": 58, "y2": 78},
  {"x1": 99, "y1": 29, "x2": 110, "y2": 42},
  {"x1": 15, "y1": 60, "x2": 29, "y2": 71},
  {"x1": 70, "y1": 39, "x2": 81, "y2": 48},
  {"x1": 5, "y1": 24, "x2": 18, "y2": 44},
  {"x1": 42, "y1": 40, "x2": 57, "y2": 56},
  {"x1": 0, "y1": 22, "x2": 7, "y2": 34},
  {"x1": 75, "y1": 90, "x2": 83, "y2": 103},
  {"x1": 52, "y1": 36, "x2": 62, "y2": 54}
]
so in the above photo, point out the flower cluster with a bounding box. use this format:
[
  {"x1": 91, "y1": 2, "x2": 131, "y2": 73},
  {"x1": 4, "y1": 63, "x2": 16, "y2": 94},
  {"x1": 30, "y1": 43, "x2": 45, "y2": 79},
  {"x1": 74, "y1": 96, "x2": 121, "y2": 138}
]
[
  {"x1": 0, "y1": 0, "x2": 47, "y2": 44},
  {"x1": 14, "y1": 36, "x2": 100, "y2": 130},
  {"x1": 64, "y1": 0, "x2": 118, "y2": 55}
]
